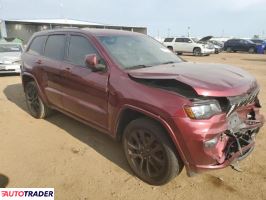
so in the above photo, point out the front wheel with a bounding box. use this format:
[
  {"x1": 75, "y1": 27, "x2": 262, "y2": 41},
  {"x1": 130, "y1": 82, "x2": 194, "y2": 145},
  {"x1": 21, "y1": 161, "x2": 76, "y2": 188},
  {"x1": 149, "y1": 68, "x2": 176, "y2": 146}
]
[
  {"x1": 193, "y1": 48, "x2": 201, "y2": 56},
  {"x1": 123, "y1": 118, "x2": 183, "y2": 185},
  {"x1": 25, "y1": 81, "x2": 51, "y2": 119}
]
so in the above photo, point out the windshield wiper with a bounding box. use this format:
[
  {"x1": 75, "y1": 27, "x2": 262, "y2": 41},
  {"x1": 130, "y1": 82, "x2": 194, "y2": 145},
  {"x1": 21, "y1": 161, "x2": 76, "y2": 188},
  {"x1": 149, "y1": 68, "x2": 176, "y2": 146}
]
[
  {"x1": 127, "y1": 64, "x2": 152, "y2": 70},
  {"x1": 161, "y1": 61, "x2": 175, "y2": 65}
]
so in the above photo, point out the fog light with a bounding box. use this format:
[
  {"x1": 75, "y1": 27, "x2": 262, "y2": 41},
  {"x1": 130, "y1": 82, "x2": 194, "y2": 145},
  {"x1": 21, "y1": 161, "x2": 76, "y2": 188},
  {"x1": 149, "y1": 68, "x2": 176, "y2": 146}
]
[{"x1": 204, "y1": 136, "x2": 219, "y2": 148}]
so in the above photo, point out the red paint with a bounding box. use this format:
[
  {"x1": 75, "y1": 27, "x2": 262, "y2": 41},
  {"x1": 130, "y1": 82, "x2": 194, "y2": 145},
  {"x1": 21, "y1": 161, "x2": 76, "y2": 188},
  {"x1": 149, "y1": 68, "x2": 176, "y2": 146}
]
[{"x1": 21, "y1": 29, "x2": 264, "y2": 175}]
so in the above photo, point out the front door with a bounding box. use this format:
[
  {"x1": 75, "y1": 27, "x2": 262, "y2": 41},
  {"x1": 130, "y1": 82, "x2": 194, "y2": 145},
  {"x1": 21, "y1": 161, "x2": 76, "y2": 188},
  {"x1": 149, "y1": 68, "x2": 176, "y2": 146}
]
[{"x1": 61, "y1": 34, "x2": 109, "y2": 129}]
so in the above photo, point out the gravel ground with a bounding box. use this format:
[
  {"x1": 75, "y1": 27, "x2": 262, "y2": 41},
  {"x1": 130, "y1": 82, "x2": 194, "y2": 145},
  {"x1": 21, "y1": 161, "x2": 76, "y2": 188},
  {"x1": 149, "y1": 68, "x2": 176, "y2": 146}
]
[{"x1": 0, "y1": 52, "x2": 265, "y2": 200}]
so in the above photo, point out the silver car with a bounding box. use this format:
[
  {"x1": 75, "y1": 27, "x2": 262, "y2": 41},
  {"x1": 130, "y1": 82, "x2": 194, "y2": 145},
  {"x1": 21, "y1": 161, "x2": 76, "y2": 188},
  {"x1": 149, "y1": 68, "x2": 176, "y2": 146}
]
[{"x1": 0, "y1": 43, "x2": 23, "y2": 74}]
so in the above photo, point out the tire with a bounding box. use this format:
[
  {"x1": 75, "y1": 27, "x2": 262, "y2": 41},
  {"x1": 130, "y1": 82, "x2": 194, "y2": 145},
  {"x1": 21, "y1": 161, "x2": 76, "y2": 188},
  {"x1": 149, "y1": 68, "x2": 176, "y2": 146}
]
[
  {"x1": 226, "y1": 47, "x2": 232, "y2": 52},
  {"x1": 215, "y1": 49, "x2": 219, "y2": 54},
  {"x1": 122, "y1": 118, "x2": 183, "y2": 185},
  {"x1": 193, "y1": 48, "x2": 201, "y2": 56},
  {"x1": 248, "y1": 47, "x2": 255, "y2": 54},
  {"x1": 25, "y1": 81, "x2": 51, "y2": 119}
]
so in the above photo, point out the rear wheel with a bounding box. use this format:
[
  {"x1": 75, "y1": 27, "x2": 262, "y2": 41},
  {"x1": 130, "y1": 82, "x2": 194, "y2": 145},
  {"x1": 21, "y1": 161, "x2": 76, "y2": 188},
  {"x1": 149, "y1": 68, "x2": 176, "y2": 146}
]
[
  {"x1": 123, "y1": 118, "x2": 183, "y2": 185},
  {"x1": 226, "y1": 47, "x2": 232, "y2": 52},
  {"x1": 25, "y1": 81, "x2": 51, "y2": 119},
  {"x1": 193, "y1": 48, "x2": 201, "y2": 56}
]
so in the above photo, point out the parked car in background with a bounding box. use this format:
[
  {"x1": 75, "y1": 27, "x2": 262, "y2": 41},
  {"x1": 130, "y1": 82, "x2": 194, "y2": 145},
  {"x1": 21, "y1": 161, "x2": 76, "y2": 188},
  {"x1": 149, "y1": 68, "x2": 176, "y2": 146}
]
[
  {"x1": 21, "y1": 29, "x2": 264, "y2": 185},
  {"x1": 163, "y1": 36, "x2": 215, "y2": 56},
  {"x1": 209, "y1": 40, "x2": 224, "y2": 54},
  {"x1": 250, "y1": 39, "x2": 266, "y2": 54},
  {"x1": 0, "y1": 42, "x2": 23, "y2": 74},
  {"x1": 224, "y1": 39, "x2": 257, "y2": 53}
]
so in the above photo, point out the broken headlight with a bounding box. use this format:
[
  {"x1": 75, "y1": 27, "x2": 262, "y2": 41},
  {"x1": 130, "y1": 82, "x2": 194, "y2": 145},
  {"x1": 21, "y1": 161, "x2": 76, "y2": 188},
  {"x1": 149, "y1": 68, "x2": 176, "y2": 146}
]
[{"x1": 184, "y1": 100, "x2": 222, "y2": 119}]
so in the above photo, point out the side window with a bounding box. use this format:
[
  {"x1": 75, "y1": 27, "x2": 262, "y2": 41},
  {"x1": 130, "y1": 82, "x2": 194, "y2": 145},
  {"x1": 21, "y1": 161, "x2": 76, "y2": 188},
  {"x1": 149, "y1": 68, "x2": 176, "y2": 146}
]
[
  {"x1": 175, "y1": 38, "x2": 183, "y2": 42},
  {"x1": 68, "y1": 35, "x2": 99, "y2": 66},
  {"x1": 44, "y1": 35, "x2": 66, "y2": 60},
  {"x1": 183, "y1": 38, "x2": 191, "y2": 43},
  {"x1": 28, "y1": 36, "x2": 47, "y2": 55},
  {"x1": 164, "y1": 38, "x2": 174, "y2": 42}
]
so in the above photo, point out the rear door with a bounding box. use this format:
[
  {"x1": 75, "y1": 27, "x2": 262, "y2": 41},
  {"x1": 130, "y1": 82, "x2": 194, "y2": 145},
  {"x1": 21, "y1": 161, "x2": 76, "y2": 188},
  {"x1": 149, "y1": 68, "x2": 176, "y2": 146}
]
[
  {"x1": 174, "y1": 38, "x2": 184, "y2": 52},
  {"x1": 41, "y1": 34, "x2": 67, "y2": 109},
  {"x1": 61, "y1": 33, "x2": 109, "y2": 129},
  {"x1": 183, "y1": 38, "x2": 194, "y2": 52}
]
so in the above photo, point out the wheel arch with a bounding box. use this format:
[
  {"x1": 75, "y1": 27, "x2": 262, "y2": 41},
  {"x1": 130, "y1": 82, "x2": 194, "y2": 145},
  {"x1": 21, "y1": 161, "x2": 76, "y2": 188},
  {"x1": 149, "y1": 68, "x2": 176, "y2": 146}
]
[
  {"x1": 21, "y1": 72, "x2": 48, "y2": 104},
  {"x1": 115, "y1": 105, "x2": 188, "y2": 165}
]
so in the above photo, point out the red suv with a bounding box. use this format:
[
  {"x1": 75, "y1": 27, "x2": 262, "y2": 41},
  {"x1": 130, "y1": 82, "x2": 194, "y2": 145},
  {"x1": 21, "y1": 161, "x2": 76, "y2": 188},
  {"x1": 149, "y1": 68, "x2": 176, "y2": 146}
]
[{"x1": 21, "y1": 29, "x2": 264, "y2": 185}]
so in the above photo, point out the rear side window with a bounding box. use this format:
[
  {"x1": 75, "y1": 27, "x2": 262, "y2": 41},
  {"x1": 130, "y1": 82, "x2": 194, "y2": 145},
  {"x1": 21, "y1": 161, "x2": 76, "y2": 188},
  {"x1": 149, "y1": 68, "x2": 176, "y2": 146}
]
[
  {"x1": 44, "y1": 35, "x2": 66, "y2": 60},
  {"x1": 183, "y1": 38, "x2": 191, "y2": 43},
  {"x1": 175, "y1": 38, "x2": 183, "y2": 42},
  {"x1": 28, "y1": 36, "x2": 47, "y2": 55},
  {"x1": 164, "y1": 38, "x2": 174, "y2": 42},
  {"x1": 68, "y1": 35, "x2": 98, "y2": 66}
]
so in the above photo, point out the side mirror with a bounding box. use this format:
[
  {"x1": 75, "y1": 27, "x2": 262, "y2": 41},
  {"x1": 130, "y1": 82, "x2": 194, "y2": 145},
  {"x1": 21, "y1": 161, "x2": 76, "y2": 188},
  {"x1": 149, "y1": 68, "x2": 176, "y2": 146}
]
[
  {"x1": 85, "y1": 54, "x2": 105, "y2": 72},
  {"x1": 85, "y1": 54, "x2": 98, "y2": 67}
]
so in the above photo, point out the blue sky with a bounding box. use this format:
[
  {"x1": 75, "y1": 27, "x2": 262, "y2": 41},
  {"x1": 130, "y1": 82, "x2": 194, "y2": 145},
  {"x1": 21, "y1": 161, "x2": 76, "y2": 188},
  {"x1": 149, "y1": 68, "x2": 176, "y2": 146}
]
[{"x1": 0, "y1": 0, "x2": 265, "y2": 38}]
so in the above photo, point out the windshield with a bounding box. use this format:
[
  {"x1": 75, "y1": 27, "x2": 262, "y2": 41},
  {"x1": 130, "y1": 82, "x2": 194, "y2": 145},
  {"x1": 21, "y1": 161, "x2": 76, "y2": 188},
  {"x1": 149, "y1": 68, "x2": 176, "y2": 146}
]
[
  {"x1": 0, "y1": 44, "x2": 22, "y2": 53},
  {"x1": 97, "y1": 34, "x2": 182, "y2": 69}
]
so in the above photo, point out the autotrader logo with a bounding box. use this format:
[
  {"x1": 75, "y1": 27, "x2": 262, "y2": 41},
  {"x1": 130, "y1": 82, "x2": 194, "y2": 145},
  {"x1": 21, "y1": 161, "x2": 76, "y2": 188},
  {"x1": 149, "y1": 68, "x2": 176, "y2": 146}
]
[{"x1": 0, "y1": 188, "x2": 54, "y2": 199}]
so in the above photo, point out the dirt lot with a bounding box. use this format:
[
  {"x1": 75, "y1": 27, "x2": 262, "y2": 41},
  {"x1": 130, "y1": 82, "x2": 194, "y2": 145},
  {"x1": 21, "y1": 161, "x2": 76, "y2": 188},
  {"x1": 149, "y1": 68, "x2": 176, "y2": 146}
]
[{"x1": 0, "y1": 53, "x2": 265, "y2": 200}]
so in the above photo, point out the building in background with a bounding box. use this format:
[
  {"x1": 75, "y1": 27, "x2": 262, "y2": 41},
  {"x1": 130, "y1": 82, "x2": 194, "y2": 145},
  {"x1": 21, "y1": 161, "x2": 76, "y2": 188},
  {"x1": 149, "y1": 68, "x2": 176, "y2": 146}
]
[{"x1": 0, "y1": 18, "x2": 147, "y2": 43}]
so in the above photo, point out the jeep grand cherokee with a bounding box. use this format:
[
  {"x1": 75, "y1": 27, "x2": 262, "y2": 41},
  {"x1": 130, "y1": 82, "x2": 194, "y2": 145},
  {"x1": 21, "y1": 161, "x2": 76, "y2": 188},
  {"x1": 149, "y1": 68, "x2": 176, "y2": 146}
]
[{"x1": 21, "y1": 29, "x2": 264, "y2": 185}]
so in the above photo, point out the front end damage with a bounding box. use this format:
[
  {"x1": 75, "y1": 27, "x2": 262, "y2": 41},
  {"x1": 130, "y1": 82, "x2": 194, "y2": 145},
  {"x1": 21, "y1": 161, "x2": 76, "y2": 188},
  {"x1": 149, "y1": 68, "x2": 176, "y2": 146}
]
[
  {"x1": 183, "y1": 88, "x2": 264, "y2": 175},
  {"x1": 128, "y1": 64, "x2": 264, "y2": 175}
]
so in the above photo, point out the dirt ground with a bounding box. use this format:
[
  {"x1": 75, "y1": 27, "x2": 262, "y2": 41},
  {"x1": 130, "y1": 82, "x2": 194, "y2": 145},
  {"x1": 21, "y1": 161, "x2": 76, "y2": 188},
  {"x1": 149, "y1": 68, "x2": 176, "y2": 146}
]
[{"x1": 0, "y1": 53, "x2": 265, "y2": 200}]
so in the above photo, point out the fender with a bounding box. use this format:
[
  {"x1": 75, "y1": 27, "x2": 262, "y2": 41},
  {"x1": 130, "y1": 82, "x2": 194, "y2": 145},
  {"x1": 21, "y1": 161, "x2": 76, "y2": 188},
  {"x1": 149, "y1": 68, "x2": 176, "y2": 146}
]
[
  {"x1": 115, "y1": 104, "x2": 189, "y2": 166},
  {"x1": 21, "y1": 72, "x2": 49, "y2": 104}
]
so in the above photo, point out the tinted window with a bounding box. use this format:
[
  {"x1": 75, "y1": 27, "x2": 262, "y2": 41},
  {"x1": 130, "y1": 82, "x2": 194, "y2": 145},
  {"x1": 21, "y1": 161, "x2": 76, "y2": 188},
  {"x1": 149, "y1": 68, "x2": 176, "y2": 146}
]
[
  {"x1": 164, "y1": 38, "x2": 174, "y2": 42},
  {"x1": 68, "y1": 35, "x2": 98, "y2": 66},
  {"x1": 44, "y1": 35, "x2": 66, "y2": 60},
  {"x1": 28, "y1": 36, "x2": 47, "y2": 55},
  {"x1": 175, "y1": 38, "x2": 183, "y2": 42},
  {"x1": 183, "y1": 38, "x2": 191, "y2": 43}
]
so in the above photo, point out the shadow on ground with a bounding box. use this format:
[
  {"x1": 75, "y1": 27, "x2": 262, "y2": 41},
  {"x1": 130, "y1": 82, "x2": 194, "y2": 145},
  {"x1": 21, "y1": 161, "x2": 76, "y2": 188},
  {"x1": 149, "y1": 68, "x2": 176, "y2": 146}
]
[
  {"x1": 3, "y1": 83, "x2": 133, "y2": 175},
  {"x1": 0, "y1": 174, "x2": 9, "y2": 188},
  {"x1": 241, "y1": 58, "x2": 266, "y2": 62}
]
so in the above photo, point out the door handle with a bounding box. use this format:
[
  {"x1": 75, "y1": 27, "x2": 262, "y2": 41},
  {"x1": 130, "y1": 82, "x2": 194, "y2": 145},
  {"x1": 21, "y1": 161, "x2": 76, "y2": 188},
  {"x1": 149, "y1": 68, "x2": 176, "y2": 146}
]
[{"x1": 35, "y1": 60, "x2": 42, "y2": 64}]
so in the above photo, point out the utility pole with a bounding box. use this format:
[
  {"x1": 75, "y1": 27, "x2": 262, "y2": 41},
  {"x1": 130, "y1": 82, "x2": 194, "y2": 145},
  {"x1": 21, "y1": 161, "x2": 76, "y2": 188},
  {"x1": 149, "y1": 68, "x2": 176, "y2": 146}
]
[{"x1": 187, "y1": 26, "x2": 190, "y2": 37}]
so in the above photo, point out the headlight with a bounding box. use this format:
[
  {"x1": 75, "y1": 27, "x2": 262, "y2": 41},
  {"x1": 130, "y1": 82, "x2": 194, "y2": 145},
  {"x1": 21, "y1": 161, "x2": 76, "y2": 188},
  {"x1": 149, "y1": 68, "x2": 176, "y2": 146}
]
[{"x1": 184, "y1": 99, "x2": 222, "y2": 119}]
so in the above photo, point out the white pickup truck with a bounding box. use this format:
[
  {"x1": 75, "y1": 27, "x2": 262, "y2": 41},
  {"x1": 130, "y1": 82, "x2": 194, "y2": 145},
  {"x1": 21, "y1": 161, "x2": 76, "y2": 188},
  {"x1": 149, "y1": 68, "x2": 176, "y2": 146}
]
[{"x1": 163, "y1": 36, "x2": 215, "y2": 56}]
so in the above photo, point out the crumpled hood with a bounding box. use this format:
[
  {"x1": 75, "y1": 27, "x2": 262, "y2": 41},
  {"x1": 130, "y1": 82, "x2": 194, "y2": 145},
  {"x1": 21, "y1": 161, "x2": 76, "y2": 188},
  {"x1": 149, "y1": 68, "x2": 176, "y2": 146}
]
[
  {"x1": 128, "y1": 62, "x2": 257, "y2": 97},
  {"x1": 0, "y1": 52, "x2": 21, "y2": 64}
]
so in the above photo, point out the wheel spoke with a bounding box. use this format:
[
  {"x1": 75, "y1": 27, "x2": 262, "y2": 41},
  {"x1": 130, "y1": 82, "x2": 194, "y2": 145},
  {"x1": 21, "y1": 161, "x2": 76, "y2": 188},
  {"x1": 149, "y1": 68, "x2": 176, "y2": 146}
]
[
  {"x1": 146, "y1": 159, "x2": 152, "y2": 177},
  {"x1": 149, "y1": 157, "x2": 160, "y2": 173},
  {"x1": 139, "y1": 158, "x2": 144, "y2": 174},
  {"x1": 138, "y1": 130, "x2": 146, "y2": 145},
  {"x1": 146, "y1": 136, "x2": 155, "y2": 146},
  {"x1": 150, "y1": 143, "x2": 162, "y2": 154},
  {"x1": 128, "y1": 151, "x2": 141, "y2": 159},
  {"x1": 151, "y1": 154, "x2": 164, "y2": 165},
  {"x1": 127, "y1": 141, "x2": 140, "y2": 151}
]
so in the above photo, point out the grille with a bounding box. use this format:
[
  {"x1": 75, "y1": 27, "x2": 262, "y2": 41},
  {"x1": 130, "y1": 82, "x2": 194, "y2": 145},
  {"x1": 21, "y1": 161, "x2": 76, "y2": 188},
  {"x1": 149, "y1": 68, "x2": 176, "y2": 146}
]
[{"x1": 226, "y1": 88, "x2": 259, "y2": 117}]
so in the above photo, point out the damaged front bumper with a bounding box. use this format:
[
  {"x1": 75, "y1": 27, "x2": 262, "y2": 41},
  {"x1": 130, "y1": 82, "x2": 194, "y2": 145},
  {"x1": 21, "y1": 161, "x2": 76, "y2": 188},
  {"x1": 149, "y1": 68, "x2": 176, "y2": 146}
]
[{"x1": 171, "y1": 102, "x2": 264, "y2": 175}]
